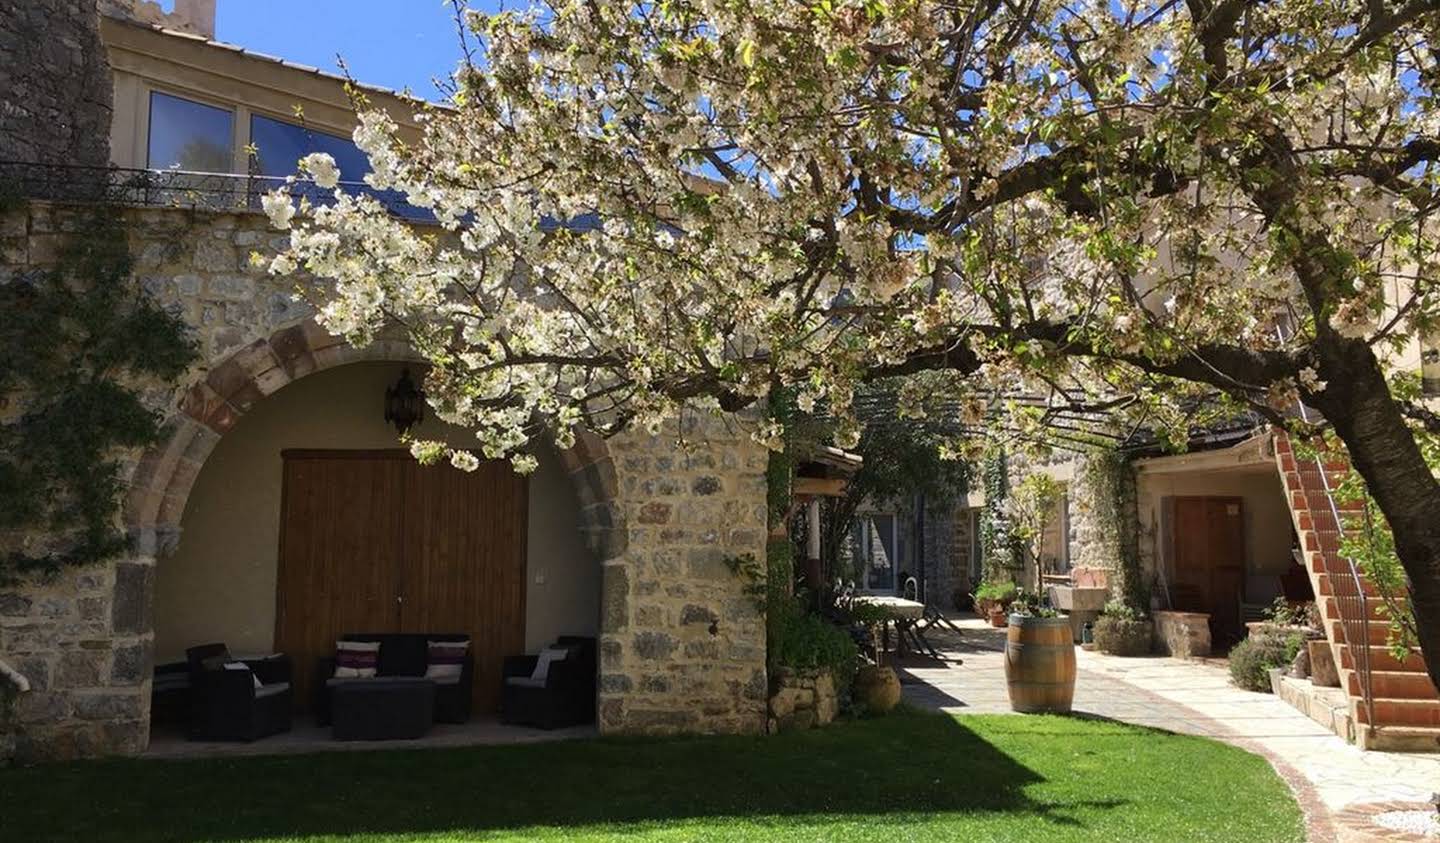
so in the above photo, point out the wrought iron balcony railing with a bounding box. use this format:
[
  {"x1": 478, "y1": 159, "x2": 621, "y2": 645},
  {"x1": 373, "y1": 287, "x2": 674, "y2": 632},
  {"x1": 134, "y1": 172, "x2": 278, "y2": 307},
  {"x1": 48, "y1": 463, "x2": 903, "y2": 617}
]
[{"x1": 0, "y1": 160, "x2": 434, "y2": 224}]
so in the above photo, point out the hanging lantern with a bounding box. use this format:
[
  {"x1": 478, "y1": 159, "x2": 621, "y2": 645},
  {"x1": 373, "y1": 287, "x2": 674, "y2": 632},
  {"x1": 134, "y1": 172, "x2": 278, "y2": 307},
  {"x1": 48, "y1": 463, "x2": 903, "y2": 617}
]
[{"x1": 384, "y1": 368, "x2": 424, "y2": 436}]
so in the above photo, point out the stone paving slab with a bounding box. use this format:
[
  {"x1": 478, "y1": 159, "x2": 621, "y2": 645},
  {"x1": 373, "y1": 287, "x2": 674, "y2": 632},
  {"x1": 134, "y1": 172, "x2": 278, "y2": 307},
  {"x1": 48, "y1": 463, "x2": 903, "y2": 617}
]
[{"x1": 898, "y1": 616, "x2": 1440, "y2": 841}]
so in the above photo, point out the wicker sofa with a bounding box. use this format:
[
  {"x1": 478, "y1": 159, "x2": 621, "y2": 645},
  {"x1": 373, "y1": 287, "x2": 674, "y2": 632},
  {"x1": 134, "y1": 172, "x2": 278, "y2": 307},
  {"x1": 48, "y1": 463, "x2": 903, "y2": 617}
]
[{"x1": 313, "y1": 633, "x2": 473, "y2": 726}]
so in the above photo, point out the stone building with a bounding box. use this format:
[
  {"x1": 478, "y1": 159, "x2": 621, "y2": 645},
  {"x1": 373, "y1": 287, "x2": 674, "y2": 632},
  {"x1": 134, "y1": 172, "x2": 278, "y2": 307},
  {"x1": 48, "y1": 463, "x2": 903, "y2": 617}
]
[{"x1": 0, "y1": 0, "x2": 768, "y2": 762}]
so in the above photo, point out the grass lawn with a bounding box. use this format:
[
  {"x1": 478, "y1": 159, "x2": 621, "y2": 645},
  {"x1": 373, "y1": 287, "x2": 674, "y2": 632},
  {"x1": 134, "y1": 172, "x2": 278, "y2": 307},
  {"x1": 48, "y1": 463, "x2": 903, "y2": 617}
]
[{"x1": 0, "y1": 709, "x2": 1304, "y2": 842}]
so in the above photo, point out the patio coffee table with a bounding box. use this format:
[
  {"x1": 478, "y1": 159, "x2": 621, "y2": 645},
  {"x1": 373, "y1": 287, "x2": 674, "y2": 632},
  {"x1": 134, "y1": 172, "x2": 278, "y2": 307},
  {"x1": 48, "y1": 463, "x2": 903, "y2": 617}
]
[{"x1": 330, "y1": 677, "x2": 436, "y2": 741}]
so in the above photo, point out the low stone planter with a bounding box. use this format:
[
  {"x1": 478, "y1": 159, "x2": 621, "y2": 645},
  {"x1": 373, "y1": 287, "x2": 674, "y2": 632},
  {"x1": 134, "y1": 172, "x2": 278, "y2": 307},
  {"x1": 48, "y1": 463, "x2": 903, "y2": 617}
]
[
  {"x1": 1093, "y1": 617, "x2": 1153, "y2": 657},
  {"x1": 768, "y1": 667, "x2": 839, "y2": 733},
  {"x1": 1153, "y1": 610, "x2": 1212, "y2": 658},
  {"x1": 1308, "y1": 640, "x2": 1340, "y2": 687}
]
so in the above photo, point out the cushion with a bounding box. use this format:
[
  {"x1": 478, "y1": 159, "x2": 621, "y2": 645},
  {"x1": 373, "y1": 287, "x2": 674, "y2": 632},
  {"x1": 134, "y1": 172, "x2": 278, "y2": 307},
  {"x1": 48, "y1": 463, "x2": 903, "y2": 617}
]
[
  {"x1": 425, "y1": 640, "x2": 468, "y2": 680},
  {"x1": 531, "y1": 647, "x2": 569, "y2": 682},
  {"x1": 334, "y1": 640, "x2": 381, "y2": 678},
  {"x1": 505, "y1": 676, "x2": 546, "y2": 688},
  {"x1": 223, "y1": 661, "x2": 261, "y2": 690},
  {"x1": 255, "y1": 682, "x2": 290, "y2": 699}
]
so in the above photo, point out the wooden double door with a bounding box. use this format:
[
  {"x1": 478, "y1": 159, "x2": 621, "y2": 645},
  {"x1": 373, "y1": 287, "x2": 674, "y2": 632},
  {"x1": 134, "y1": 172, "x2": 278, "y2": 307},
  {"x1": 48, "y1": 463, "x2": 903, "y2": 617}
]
[
  {"x1": 275, "y1": 450, "x2": 528, "y2": 715},
  {"x1": 1170, "y1": 496, "x2": 1246, "y2": 648}
]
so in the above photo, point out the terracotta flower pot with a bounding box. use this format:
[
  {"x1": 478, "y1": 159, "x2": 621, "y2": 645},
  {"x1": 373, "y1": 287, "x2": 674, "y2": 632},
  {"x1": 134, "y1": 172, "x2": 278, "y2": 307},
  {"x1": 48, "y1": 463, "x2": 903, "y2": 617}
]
[
  {"x1": 989, "y1": 606, "x2": 1009, "y2": 627},
  {"x1": 853, "y1": 665, "x2": 902, "y2": 714}
]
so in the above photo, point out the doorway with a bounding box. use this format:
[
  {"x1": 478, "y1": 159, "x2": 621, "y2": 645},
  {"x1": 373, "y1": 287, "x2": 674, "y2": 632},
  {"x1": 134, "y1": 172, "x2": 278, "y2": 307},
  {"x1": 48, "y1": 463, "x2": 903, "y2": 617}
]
[
  {"x1": 1169, "y1": 496, "x2": 1246, "y2": 648},
  {"x1": 274, "y1": 450, "x2": 528, "y2": 715}
]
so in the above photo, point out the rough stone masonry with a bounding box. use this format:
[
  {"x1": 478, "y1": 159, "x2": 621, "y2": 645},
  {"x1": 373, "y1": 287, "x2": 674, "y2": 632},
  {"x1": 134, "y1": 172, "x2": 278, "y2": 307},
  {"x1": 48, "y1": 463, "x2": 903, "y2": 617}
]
[
  {"x1": 0, "y1": 199, "x2": 772, "y2": 761},
  {"x1": 0, "y1": 0, "x2": 771, "y2": 760}
]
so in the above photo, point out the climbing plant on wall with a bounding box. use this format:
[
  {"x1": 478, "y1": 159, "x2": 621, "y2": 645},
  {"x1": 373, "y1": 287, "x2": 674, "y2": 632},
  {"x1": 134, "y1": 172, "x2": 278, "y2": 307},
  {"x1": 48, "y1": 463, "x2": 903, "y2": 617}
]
[
  {"x1": 0, "y1": 202, "x2": 196, "y2": 584},
  {"x1": 978, "y1": 449, "x2": 1022, "y2": 584},
  {"x1": 1080, "y1": 450, "x2": 1146, "y2": 612}
]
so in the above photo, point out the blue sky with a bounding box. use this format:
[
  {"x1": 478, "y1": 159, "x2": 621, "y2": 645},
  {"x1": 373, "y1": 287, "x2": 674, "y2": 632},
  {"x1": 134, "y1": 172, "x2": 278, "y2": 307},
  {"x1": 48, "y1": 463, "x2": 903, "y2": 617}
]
[{"x1": 213, "y1": 1, "x2": 498, "y2": 98}]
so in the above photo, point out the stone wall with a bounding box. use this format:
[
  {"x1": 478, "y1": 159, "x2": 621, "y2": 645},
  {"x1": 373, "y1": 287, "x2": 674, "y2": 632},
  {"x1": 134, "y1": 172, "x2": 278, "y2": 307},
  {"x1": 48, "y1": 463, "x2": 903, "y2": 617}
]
[
  {"x1": 98, "y1": 0, "x2": 217, "y2": 38},
  {"x1": 597, "y1": 413, "x2": 770, "y2": 736},
  {"x1": 919, "y1": 499, "x2": 968, "y2": 610},
  {"x1": 767, "y1": 667, "x2": 837, "y2": 732},
  {"x1": 0, "y1": 201, "x2": 771, "y2": 759},
  {"x1": 0, "y1": 0, "x2": 112, "y2": 168}
]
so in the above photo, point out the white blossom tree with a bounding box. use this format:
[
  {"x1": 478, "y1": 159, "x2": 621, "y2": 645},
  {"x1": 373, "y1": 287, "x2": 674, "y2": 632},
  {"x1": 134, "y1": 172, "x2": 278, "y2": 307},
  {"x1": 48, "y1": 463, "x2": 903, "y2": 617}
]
[{"x1": 263, "y1": 0, "x2": 1440, "y2": 685}]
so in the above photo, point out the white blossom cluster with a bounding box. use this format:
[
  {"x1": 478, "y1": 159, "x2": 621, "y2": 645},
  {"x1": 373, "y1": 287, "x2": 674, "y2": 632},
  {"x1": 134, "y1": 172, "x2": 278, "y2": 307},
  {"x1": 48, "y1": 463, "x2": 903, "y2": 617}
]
[{"x1": 261, "y1": 0, "x2": 1440, "y2": 466}]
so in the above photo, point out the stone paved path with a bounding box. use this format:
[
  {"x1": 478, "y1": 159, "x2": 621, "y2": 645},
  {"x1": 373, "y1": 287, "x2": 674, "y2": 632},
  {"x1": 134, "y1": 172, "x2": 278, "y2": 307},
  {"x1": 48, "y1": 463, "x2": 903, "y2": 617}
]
[{"x1": 898, "y1": 616, "x2": 1440, "y2": 841}]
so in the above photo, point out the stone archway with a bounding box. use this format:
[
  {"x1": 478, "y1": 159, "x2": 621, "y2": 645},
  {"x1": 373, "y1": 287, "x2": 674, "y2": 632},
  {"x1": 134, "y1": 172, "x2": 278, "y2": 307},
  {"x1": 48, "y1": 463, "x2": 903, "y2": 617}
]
[
  {"x1": 126, "y1": 319, "x2": 625, "y2": 558},
  {"x1": 120, "y1": 318, "x2": 626, "y2": 746}
]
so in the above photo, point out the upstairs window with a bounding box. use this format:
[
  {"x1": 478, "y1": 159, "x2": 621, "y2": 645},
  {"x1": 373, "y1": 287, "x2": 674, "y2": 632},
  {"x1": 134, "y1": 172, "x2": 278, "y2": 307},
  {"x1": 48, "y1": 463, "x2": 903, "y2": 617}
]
[
  {"x1": 147, "y1": 92, "x2": 234, "y2": 172},
  {"x1": 249, "y1": 114, "x2": 370, "y2": 183},
  {"x1": 249, "y1": 113, "x2": 429, "y2": 221}
]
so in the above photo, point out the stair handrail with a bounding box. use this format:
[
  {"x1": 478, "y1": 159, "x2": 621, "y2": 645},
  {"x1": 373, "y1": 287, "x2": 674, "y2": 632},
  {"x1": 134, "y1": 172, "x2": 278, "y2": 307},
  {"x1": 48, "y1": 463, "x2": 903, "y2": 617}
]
[
  {"x1": 1273, "y1": 319, "x2": 1376, "y2": 730},
  {"x1": 1290, "y1": 411, "x2": 1376, "y2": 730}
]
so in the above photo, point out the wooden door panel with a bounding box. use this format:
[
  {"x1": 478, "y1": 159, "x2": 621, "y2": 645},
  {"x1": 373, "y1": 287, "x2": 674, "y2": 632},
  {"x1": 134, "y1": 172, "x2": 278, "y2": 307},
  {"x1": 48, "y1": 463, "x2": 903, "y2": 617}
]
[
  {"x1": 275, "y1": 454, "x2": 406, "y2": 710},
  {"x1": 401, "y1": 460, "x2": 528, "y2": 715},
  {"x1": 1170, "y1": 496, "x2": 1246, "y2": 646}
]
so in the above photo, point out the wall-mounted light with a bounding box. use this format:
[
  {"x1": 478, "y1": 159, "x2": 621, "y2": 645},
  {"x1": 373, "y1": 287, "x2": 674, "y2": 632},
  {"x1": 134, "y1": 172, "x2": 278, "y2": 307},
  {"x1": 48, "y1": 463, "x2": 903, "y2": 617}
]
[{"x1": 384, "y1": 368, "x2": 424, "y2": 436}]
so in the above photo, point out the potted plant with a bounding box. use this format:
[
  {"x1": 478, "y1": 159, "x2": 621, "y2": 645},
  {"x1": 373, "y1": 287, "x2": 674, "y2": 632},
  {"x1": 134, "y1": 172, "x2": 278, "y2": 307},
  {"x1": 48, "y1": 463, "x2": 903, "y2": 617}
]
[
  {"x1": 1092, "y1": 601, "x2": 1153, "y2": 656},
  {"x1": 973, "y1": 581, "x2": 1018, "y2": 627},
  {"x1": 1003, "y1": 592, "x2": 1076, "y2": 713}
]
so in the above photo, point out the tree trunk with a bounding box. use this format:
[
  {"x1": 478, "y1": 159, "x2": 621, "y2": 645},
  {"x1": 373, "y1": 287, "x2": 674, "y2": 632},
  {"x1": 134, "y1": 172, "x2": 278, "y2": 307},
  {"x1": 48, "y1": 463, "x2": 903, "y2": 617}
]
[{"x1": 1311, "y1": 335, "x2": 1440, "y2": 691}]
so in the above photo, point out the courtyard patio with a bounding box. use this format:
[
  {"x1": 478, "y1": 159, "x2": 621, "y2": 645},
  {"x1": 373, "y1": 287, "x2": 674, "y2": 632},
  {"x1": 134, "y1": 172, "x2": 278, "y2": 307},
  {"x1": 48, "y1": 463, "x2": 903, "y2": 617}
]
[{"x1": 897, "y1": 615, "x2": 1440, "y2": 841}]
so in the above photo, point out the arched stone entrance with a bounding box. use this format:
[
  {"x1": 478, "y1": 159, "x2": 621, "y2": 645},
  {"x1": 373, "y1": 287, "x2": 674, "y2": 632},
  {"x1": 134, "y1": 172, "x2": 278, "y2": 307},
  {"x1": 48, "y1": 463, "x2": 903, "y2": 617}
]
[{"x1": 122, "y1": 319, "x2": 627, "y2": 747}]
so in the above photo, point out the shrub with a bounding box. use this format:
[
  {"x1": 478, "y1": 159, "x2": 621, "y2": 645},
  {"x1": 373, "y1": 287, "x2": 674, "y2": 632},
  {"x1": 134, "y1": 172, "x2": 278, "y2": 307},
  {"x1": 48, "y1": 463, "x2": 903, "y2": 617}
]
[
  {"x1": 973, "y1": 581, "x2": 1019, "y2": 608},
  {"x1": 1093, "y1": 610, "x2": 1152, "y2": 656},
  {"x1": 1229, "y1": 632, "x2": 1305, "y2": 692},
  {"x1": 1011, "y1": 589, "x2": 1059, "y2": 618},
  {"x1": 768, "y1": 596, "x2": 859, "y2": 692}
]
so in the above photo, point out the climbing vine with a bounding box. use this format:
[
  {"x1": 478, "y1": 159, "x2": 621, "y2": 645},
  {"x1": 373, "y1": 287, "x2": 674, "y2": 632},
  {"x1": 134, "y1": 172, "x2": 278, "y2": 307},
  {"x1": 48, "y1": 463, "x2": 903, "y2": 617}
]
[
  {"x1": 978, "y1": 449, "x2": 1022, "y2": 583},
  {"x1": 1080, "y1": 450, "x2": 1146, "y2": 612},
  {"x1": 0, "y1": 202, "x2": 197, "y2": 584}
]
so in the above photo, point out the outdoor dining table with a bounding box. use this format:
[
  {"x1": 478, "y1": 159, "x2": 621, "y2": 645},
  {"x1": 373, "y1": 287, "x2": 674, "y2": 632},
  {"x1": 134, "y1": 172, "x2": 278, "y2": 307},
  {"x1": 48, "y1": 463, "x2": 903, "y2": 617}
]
[{"x1": 851, "y1": 595, "x2": 930, "y2": 659}]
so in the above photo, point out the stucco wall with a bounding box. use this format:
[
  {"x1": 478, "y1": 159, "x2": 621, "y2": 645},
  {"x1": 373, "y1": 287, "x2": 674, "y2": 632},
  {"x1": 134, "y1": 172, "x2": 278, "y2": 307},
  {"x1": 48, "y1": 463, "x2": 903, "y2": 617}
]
[
  {"x1": 0, "y1": 0, "x2": 112, "y2": 168},
  {"x1": 1136, "y1": 466, "x2": 1293, "y2": 602},
  {"x1": 153, "y1": 361, "x2": 599, "y2": 665}
]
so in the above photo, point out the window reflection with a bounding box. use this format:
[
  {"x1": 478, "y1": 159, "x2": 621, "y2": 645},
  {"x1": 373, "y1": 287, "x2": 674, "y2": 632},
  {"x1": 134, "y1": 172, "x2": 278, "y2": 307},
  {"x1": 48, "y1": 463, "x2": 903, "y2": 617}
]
[
  {"x1": 148, "y1": 92, "x2": 234, "y2": 172},
  {"x1": 249, "y1": 114, "x2": 430, "y2": 221},
  {"x1": 849, "y1": 513, "x2": 897, "y2": 592}
]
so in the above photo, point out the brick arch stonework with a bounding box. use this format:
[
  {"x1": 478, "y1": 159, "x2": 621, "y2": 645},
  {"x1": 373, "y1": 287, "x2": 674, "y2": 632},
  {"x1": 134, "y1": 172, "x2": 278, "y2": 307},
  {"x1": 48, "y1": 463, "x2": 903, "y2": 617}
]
[{"x1": 124, "y1": 319, "x2": 626, "y2": 561}]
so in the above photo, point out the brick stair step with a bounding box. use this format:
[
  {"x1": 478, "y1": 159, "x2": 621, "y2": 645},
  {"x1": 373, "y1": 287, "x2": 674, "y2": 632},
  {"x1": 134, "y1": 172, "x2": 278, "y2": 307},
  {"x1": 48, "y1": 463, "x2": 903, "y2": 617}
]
[
  {"x1": 1315, "y1": 575, "x2": 1383, "y2": 598},
  {"x1": 1349, "y1": 670, "x2": 1439, "y2": 700},
  {"x1": 1356, "y1": 697, "x2": 1440, "y2": 727},
  {"x1": 1341, "y1": 645, "x2": 1426, "y2": 672},
  {"x1": 1329, "y1": 619, "x2": 1400, "y2": 646},
  {"x1": 1320, "y1": 596, "x2": 1399, "y2": 622}
]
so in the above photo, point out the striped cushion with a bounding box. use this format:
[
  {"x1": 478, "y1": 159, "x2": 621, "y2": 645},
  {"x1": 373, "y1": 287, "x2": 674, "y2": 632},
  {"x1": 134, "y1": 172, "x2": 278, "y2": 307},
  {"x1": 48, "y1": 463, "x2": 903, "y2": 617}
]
[
  {"x1": 334, "y1": 641, "x2": 380, "y2": 678},
  {"x1": 425, "y1": 640, "x2": 468, "y2": 680}
]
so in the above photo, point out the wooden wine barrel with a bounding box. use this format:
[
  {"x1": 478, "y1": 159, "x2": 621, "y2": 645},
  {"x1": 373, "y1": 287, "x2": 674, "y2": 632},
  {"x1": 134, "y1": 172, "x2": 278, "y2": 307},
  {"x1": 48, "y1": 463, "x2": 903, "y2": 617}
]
[{"x1": 1004, "y1": 615, "x2": 1077, "y2": 713}]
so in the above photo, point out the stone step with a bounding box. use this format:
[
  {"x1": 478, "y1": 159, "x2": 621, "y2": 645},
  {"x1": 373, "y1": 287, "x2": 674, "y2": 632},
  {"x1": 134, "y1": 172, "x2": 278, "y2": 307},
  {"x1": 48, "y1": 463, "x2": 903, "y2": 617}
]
[
  {"x1": 1355, "y1": 697, "x2": 1440, "y2": 727},
  {"x1": 1348, "y1": 670, "x2": 1439, "y2": 700},
  {"x1": 1360, "y1": 724, "x2": 1440, "y2": 752}
]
